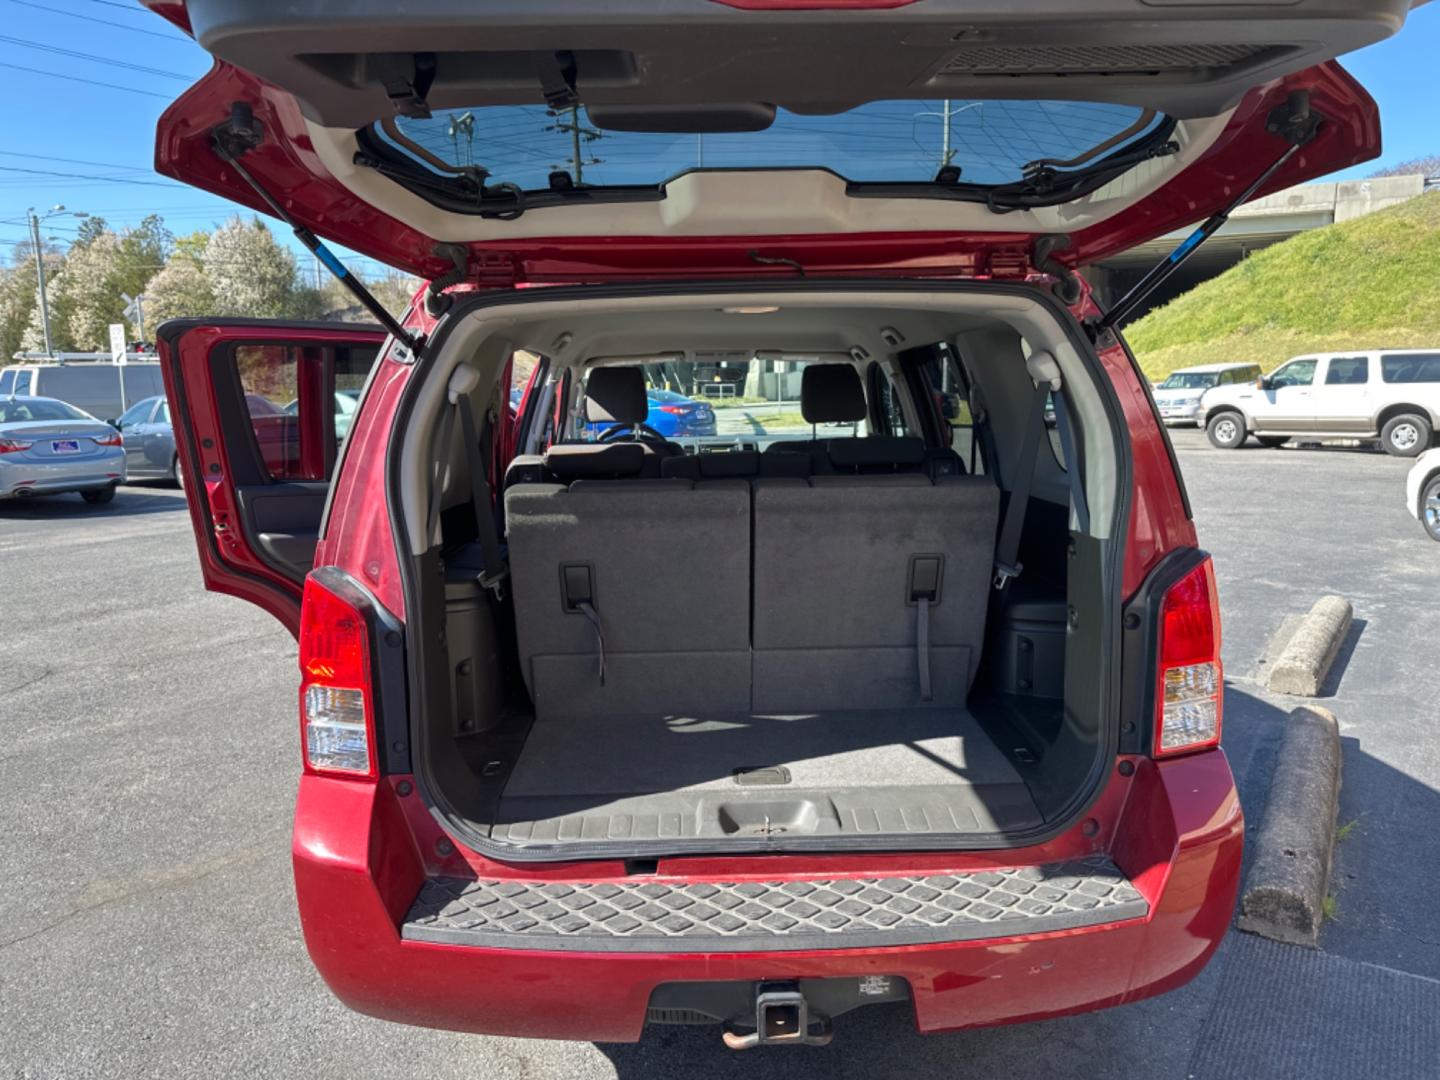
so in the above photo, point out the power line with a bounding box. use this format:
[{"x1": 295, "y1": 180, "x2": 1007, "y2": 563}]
[
  {"x1": 0, "y1": 164, "x2": 185, "y2": 188},
  {"x1": 0, "y1": 60, "x2": 173, "y2": 98},
  {"x1": 0, "y1": 33, "x2": 198, "y2": 81},
  {"x1": 0, "y1": 149, "x2": 158, "y2": 174},
  {"x1": 3, "y1": 0, "x2": 192, "y2": 42}
]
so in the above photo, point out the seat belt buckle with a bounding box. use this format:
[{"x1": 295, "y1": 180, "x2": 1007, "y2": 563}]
[
  {"x1": 478, "y1": 566, "x2": 509, "y2": 600},
  {"x1": 993, "y1": 560, "x2": 1023, "y2": 590}
]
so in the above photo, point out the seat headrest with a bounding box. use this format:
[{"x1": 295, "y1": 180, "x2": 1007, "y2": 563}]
[
  {"x1": 584, "y1": 367, "x2": 649, "y2": 425},
  {"x1": 826, "y1": 436, "x2": 927, "y2": 472},
  {"x1": 543, "y1": 442, "x2": 646, "y2": 479},
  {"x1": 800, "y1": 364, "x2": 866, "y2": 424}
]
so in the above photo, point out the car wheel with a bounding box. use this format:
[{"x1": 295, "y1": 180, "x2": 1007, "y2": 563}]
[
  {"x1": 81, "y1": 485, "x2": 116, "y2": 505},
  {"x1": 1423, "y1": 476, "x2": 1440, "y2": 542},
  {"x1": 1380, "y1": 413, "x2": 1432, "y2": 458},
  {"x1": 171, "y1": 454, "x2": 183, "y2": 489},
  {"x1": 1256, "y1": 436, "x2": 1289, "y2": 448},
  {"x1": 1206, "y1": 411, "x2": 1247, "y2": 450}
]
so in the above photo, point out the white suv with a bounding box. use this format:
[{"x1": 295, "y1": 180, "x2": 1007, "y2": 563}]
[{"x1": 1200, "y1": 349, "x2": 1440, "y2": 456}]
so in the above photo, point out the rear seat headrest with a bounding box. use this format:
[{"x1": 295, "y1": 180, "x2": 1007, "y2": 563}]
[
  {"x1": 584, "y1": 367, "x2": 649, "y2": 425},
  {"x1": 801, "y1": 364, "x2": 867, "y2": 424},
  {"x1": 826, "y1": 436, "x2": 926, "y2": 472},
  {"x1": 544, "y1": 442, "x2": 646, "y2": 479},
  {"x1": 661, "y1": 450, "x2": 761, "y2": 480}
]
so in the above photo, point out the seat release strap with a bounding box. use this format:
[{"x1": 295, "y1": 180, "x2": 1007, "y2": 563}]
[{"x1": 916, "y1": 597, "x2": 932, "y2": 703}]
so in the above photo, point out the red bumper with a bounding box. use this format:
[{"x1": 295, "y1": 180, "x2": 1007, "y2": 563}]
[{"x1": 292, "y1": 751, "x2": 1242, "y2": 1041}]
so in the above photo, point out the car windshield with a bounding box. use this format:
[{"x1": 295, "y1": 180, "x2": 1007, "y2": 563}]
[
  {"x1": 1159, "y1": 373, "x2": 1220, "y2": 390},
  {"x1": 0, "y1": 398, "x2": 91, "y2": 423},
  {"x1": 376, "y1": 99, "x2": 1168, "y2": 190}
]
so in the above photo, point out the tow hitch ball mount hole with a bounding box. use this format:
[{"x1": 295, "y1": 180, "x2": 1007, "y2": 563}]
[{"x1": 722, "y1": 983, "x2": 834, "y2": 1049}]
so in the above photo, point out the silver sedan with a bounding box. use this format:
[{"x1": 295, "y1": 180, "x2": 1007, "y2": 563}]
[{"x1": 0, "y1": 395, "x2": 127, "y2": 504}]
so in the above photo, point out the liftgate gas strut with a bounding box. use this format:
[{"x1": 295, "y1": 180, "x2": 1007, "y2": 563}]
[
  {"x1": 210, "y1": 102, "x2": 424, "y2": 352},
  {"x1": 1098, "y1": 90, "x2": 1323, "y2": 332}
]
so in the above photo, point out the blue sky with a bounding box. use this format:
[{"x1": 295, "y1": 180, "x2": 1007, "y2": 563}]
[{"x1": 1, "y1": 0, "x2": 1436, "y2": 273}]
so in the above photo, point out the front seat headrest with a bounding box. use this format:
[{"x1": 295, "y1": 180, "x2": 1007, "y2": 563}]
[
  {"x1": 801, "y1": 364, "x2": 867, "y2": 424},
  {"x1": 584, "y1": 367, "x2": 649, "y2": 425}
]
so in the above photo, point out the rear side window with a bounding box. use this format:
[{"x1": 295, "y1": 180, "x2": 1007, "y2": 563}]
[
  {"x1": 0, "y1": 369, "x2": 12, "y2": 394},
  {"x1": 869, "y1": 363, "x2": 911, "y2": 437},
  {"x1": 1324, "y1": 356, "x2": 1369, "y2": 385},
  {"x1": 14, "y1": 370, "x2": 34, "y2": 395},
  {"x1": 916, "y1": 345, "x2": 986, "y2": 473},
  {"x1": 1380, "y1": 353, "x2": 1440, "y2": 383},
  {"x1": 234, "y1": 344, "x2": 379, "y2": 481}
]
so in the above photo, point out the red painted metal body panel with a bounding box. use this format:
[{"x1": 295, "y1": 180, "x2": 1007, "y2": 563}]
[
  {"x1": 151, "y1": 60, "x2": 1378, "y2": 283},
  {"x1": 291, "y1": 751, "x2": 1241, "y2": 1040}
]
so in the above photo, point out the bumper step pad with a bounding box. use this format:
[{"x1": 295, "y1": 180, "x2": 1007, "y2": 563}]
[{"x1": 401, "y1": 856, "x2": 1147, "y2": 952}]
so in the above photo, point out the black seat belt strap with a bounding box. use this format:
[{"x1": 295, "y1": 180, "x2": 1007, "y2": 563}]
[
  {"x1": 448, "y1": 365, "x2": 508, "y2": 599},
  {"x1": 1051, "y1": 392, "x2": 1091, "y2": 535},
  {"x1": 994, "y1": 350, "x2": 1061, "y2": 590}
]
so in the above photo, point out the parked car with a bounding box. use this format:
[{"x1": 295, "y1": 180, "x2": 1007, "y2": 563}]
[
  {"x1": 1152, "y1": 363, "x2": 1262, "y2": 426},
  {"x1": 1200, "y1": 349, "x2": 1440, "y2": 455},
  {"x1": 1406, "y1": 448, "x2": 1440, "y2": 541},
  {"x1": 582, "y1": 387, "x2": 717, "y2": 439},
  {"x1": 147, "y1": 0, "x2": 1411, "y2": 1049},
  {"x1": 0, "y1": 395, "x2": 126, "y2": 504},
  {"x1": 0, "y1": 361, "x2": 164, "y2": 422},
  {"x1": 114, "y1": 394, "x2": 180, "y2": 485},
  {"x1": 282, "y1": 389, "x2": 364, "y2": 441}
]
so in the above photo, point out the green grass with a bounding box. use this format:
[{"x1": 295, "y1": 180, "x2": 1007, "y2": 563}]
[
  {"x1": 1336, "y1": 818, "x2": 1360, "y2": 843},
  {"x1": 1127, "y1": 192, "x2": 1440, "y2": 380},
  {"x1": 1323, "y1": 894, "x2": 1339, "y2": 922}
]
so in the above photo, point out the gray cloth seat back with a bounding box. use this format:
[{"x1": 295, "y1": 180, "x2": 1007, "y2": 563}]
[
  {"x1": 505, "y1": 478, "x2": 752, "y2": 720},
  {"x1": 751, "y1": 474, "x2": 1000, "y2": 711}
]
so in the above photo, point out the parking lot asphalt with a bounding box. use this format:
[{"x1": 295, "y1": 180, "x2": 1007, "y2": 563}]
[{"x1": 2, "y1": 431, "x2": 1438, "y2": 1080}]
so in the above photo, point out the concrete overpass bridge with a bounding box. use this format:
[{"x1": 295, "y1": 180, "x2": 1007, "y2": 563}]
[{"x1": 1084, "y1": 172, "x2": 1431, "y2": 318}]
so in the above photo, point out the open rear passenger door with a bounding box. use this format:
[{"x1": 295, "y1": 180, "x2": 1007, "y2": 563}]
[{"x1": 159, "y1": 319, "x2": 386, "y2": 636}]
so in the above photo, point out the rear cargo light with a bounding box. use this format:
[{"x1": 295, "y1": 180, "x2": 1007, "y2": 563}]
[
  {"x1": 298, "y1": 573, "x2": 377, "y2": 778},
  {"x1": 0, "y1": 438, "x2": 33, "y2": 454},
  {"x1": 93, "y1": 432, "x2": 123, "y2": 447},
  {"x1": 1154, "y1": 557, "x2": 1223, "y2": 757}
]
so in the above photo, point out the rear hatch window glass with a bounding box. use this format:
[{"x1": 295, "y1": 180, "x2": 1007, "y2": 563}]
[{"x1": 368, "y1": 99, "x2": 1169, "y2": 195}]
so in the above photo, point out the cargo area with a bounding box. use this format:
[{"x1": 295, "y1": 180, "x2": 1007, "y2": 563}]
[{"x1": 401, "y1": 286, "x2": 1123, "y2": 859}]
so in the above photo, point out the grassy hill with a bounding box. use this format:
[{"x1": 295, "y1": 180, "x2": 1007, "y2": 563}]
[{"x1": 1125, "y1": 190, "x2": 1440, "y2": 379}]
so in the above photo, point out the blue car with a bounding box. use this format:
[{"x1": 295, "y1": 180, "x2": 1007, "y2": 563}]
[{"x1": 583, "y1": 388, "x2": 716, "y2": 439}]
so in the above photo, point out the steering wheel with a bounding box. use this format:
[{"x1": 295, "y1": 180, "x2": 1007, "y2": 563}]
[{"x1": 596, "y1": 423, "x2": 671, "y2": 449}]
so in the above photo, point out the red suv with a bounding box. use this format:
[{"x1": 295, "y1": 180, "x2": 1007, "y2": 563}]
[{"x1": 147, "y1": 0, "x2": 1407, "y2": 1047}]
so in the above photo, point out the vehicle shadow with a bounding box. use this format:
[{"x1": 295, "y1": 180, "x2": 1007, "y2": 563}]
[
  {"x1": 589, "y1": 685, "x2": 1440, "y2": 1079},
  {"x1": 0, "y1": 487, "x2": 186, "y2": 520}
]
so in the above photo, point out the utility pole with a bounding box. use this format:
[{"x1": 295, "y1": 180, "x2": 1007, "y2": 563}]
[
  {"x1": 913, "y1": 100, "x2": 983, "y2": 172},
  {"x1": 547, "y1": 105, "x2": 603, "y2": 184},
  {"x1": 27, "y1": 209, "x2": 54, "y2": 356}
]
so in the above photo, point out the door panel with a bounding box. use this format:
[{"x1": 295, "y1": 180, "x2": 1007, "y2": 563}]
[
  {"x1": 1254, "y1": 358, "x2": 1318, "y2": 432},
  {"x1": 1310, "y1": 355, "x2": 1374, "y2": 433},
  {"x1": 159, "y1": 320, "x2": 386, "y2": 635}
]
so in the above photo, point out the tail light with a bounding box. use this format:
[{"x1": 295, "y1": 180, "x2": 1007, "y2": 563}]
[
  {"x1": 656, "y1": 405, "x2": 688, "y2": 415},
  {"x1": 0, "y1": 438, "x2": 33, "y2": 454},
  {"x1": 93, "y1": 433, "x2": 123, "y2": 447},
  {"x1": 298, "y1": 573, "x2": 377, "y2": 778},
  {"x1": 1154, "y1": 557, "x2": 1223, "y2": 757}
]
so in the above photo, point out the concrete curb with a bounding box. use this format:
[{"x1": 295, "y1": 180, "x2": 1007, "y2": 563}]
[
  {"x1": 1237, "y1": 705, "x2": 1342, "y2": 948},
  {"x1": 1266, "y1": 596, "x2": 1353, "y2": 696}
]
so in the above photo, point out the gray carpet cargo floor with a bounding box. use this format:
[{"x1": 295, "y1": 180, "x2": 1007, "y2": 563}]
[{"x1": 490, "y1": 708, "x2": 1043, "y2": 844}]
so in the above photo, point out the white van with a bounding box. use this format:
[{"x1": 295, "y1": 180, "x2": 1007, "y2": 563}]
[
  {"x1": 1200, "y1": 349, "x2": 1440, "y2": 456},
  {"x1": 1151, "y1": 363, "x2": 1262, "y2": 425},
  {"x1": 0, "y1": 361, "x2": 165, "y2": 422}
]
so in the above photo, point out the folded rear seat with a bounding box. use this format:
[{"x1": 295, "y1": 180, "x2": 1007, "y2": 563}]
[
  {"x1": 505, "y1": 477, "x2": 752, "y2": 720},
  {"x1": 752, "y1": 473, "x2": 1000, "y2": 712}
]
